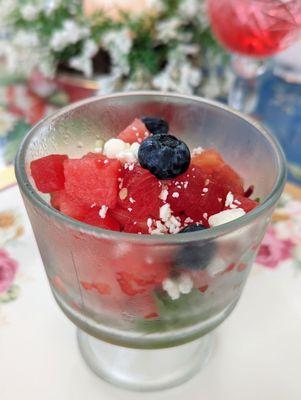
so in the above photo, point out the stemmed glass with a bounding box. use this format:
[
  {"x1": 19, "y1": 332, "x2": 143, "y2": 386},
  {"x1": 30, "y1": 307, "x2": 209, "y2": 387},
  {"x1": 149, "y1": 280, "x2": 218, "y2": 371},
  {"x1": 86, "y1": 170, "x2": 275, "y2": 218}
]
[
  {"x1": 207, "y1": 0, "x2": 301, "y2": 113},
  {"x1": 15, "y1": 92, "x2": 286, "y2": 391}
]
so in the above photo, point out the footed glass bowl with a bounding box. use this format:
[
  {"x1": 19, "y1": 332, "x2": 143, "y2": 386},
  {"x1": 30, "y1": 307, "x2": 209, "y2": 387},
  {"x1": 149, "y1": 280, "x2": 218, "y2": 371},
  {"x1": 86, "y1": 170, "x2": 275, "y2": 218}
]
[{"x1": 15, "y1": 92, "x2": 286, "y2": 391}]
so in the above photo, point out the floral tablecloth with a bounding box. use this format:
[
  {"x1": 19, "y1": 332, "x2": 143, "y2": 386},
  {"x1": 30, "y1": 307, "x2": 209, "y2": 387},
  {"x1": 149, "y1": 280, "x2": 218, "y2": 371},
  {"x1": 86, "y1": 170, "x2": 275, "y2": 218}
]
[{"x1": 1, "y1": 74, "x2": 301, "y2": 400}]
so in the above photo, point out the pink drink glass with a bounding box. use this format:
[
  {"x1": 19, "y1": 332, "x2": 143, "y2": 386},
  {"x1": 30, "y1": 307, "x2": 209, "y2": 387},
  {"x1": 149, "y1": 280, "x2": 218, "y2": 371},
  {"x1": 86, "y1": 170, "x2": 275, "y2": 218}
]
[{"x1": 207, "y1": 0, "x2": 301, "y2": 112}]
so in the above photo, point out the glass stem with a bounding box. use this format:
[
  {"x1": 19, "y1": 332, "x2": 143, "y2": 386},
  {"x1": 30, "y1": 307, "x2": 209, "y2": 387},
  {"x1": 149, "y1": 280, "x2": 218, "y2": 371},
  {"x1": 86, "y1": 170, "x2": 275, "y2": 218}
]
[
  {"x1": 228, "y1": 55, "x2": 268, "y2": 114},
  {"x1": 77, "y1": 328, "x2": 214, "y2": 391}
]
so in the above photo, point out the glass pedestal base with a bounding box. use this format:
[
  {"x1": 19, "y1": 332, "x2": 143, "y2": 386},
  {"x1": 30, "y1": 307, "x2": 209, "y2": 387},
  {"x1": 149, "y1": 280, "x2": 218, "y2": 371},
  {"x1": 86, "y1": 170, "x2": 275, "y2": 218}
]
[{"x1": 77, "y1": 329, "x2": 213, "y2": 392}]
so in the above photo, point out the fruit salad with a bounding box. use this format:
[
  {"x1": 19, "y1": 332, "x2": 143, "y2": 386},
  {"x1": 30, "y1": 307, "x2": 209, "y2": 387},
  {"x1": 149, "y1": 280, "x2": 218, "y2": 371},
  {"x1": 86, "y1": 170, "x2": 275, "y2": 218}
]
[{"x1": 30, "y1": 117, "x2": 259, "y2": 318}]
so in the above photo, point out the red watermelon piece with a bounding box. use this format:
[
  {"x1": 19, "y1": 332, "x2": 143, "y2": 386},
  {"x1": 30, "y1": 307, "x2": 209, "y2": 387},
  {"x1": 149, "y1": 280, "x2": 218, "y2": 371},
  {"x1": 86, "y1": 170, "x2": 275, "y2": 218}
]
[
  {"x1": 81, "y1": 208, "x2": 121, "y2": 231},
  {"x1": 113, "y1": 247, "x2": 170, "y2": 296},
  {"x1": 31, "y1": 154, "x2": 68, "y2": 193},
  {"x1": 110, "y1": 207, "x2": 149, "y2": 234},
  {"x1": 117, "y1": 118, "x2": 150, "y2": 144},
  {"x1": 224, "y1": 194, "x2": 258, "y2": 213},
  {"x1": 50, "y1": 190, "x2": 90, "y2": 219},
  {"x1": 192, "y1": 149, "x2": 244, "y2": 195},
  {"x1": 118, "y1": 165, "x2": 162, "y2": 220},
  {"x1": 64, "y1": 156, "x2": 121, "y2": 208},
  {"x1": 167, "y1": 165, "x2": 227, "y2": 224}
]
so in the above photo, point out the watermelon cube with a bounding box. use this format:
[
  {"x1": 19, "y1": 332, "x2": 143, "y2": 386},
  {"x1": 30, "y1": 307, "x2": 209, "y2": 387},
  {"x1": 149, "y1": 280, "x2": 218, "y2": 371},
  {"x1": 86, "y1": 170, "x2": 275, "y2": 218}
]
[
  {"x1": 192, "y1": 149, "x2": 244, "y2": 195},
  {"x1": 118, "y1": 165, "x2": 162, "y2": 220},
  {"x1": 64, "y1": 156, "x2": 121, "y2": 208},
  {"x1": 167, "y1": 165, "x2": 227, "y2": 224},
  {"x1": 81, "y1": 208, "x2": 121, "y2": 231},
  {"x1": 50, "y1": 190, "x2": 89, "y2": 219},
  {"x1": 31, "y1": 154, "x2": 68, "y2": 193},
  {"x1": 117, "y1": 118, "x2": 150, "y2": 144}
]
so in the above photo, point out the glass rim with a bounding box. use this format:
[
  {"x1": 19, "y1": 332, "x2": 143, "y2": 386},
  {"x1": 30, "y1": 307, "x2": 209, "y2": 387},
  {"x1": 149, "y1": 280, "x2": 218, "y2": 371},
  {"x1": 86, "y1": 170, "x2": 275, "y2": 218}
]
[{"x1": 15, "y1": 91, "x2": 287, "y2": 244}]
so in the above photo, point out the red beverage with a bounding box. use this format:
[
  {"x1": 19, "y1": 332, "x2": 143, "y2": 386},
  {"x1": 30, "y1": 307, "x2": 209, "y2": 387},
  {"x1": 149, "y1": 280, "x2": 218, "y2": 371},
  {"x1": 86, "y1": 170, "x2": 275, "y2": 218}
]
[{"x1": 207, "y1": 0, "x2": 301, "y2": 57}]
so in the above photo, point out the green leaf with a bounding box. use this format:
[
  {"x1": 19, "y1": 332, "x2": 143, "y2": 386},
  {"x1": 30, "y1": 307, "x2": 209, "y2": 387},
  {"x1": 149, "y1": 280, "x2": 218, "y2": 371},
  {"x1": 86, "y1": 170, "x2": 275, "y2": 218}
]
[{"x1": 136, "y1": 289, "x2": 206, "y2": 334}]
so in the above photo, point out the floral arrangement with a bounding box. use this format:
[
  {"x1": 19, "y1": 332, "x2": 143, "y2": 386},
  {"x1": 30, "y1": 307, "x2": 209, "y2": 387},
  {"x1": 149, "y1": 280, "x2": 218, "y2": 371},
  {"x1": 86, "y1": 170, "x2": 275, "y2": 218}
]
[{"x1": 1, "y1": 0, "x2": 230, "y2": 97}]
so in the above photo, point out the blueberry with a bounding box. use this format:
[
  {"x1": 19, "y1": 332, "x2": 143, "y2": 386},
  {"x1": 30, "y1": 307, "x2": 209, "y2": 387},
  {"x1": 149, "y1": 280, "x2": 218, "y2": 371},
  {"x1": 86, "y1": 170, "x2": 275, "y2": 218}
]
[
  {"x1": 175, "y1": 224, "x2": 216, "y2": 270},
  {"x1": 141, "y1": 116, "x2": 169, "y2": 135},
  {"x1": 138, "y1": 134, "x2": 191, "y2": 179},
  {"x1": 179, "y1": 224, "x2": 206, "y2": 234}
]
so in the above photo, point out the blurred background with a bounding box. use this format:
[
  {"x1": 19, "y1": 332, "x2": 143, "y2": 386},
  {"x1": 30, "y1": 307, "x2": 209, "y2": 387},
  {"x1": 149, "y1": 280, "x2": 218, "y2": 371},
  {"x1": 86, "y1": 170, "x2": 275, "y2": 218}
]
[{"x1": 0, "y1": 0, "x2": 301, "y2": 186}]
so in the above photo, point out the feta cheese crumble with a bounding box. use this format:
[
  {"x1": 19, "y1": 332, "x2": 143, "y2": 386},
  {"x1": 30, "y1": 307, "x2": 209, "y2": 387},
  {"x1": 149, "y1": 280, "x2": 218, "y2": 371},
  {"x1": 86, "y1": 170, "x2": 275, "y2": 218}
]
[
  {"x1": 99, "y1": 205, "x2": 108, "y2": 219},
  {"x1": 159, "y1": 187, "x2": 169, "y2": 201},
  {"x1": 103, "y1": 138, "x2": 129, "y2": 158},
  {"x1": 172, "y1": 192, "x2": 180, "y2": 198},
  {"x1": 225, "y1": 192, "x2": 234, "y2": 208},
  {"x1": 103, "y1": 138, "x2": 140, "y2": 163},
  {"x1": 208, "y1": 208, "x2": 246, "y2": 227},
  {"x1": 119, "y1": 188, "x2": 128, "y2": 200},
  {"x1": 130, "y1": 142, "x2": 140, "y2": 158},
  {"x1": 159, "y1": 203, "x2": 172, "y2": 222},
  {"x1": 192, "y1": 146, "x2": 204, "y2": 156},
  {"x1": 162, "y1": 274, "x2": 193, "y2": 300}
]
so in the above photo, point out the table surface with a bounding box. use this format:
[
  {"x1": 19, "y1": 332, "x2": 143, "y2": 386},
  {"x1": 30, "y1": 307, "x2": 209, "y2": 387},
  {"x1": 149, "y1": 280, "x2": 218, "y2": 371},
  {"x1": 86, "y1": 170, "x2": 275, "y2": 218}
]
[
  {"x1": 1, "y1": 72, "x2": 301, "y2": 400},
  {"x1": 1, "y1": 183, "x2": 301, "y2": 400}
]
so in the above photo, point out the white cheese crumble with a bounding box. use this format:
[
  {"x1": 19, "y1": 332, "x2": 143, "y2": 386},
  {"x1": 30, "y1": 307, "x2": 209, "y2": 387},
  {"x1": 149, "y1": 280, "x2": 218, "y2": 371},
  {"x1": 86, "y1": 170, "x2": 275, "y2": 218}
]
[
  {"x1": 162, "y1": 274, "x2": 193, "y2": 300},
  {"x1": 99, "y1": 205, "x2": 108, "y2": 219},
  {"x1": 119, "y1": 188, "x2": 128, "y2": 200},
  {"x1": 129, "y1": 197, "x2": 135, "y2": 204},
  {"x1": 208, "y1": 208, "x2": 246, "y2": 227},
  {"x1": 117, "y1": 151, "x2": 137, "y2": 163},
  {"x1": 103, "y1": 138, "x2": 130, "y2": 158},
  {"x1": 159, "y1": 188, "x2": 169, "y2": 201},
  {"x1": 178, "y1": 274, "x2": 194, "y2": 294},
  {"x1": 165, "y1": 215, "x2": 181, "y2": 234},
  {"x1": 130, "y1": 142, "x2": 140, "y2": 158},
  {"x1": 202, "y1": 188, "x2": 209, "y2": 193},
  {"x1": 184, "y1": 217, "x2": 194, "y2": 224},
  {"x1": 192, "y1": 146, "x2": 204, "y2": 156},
  {"x1": 160, "y1": 203, "x2": 172, "y2": 222},
  {"x1": 103, "y1": 138, "x2": 140, "y2": 163},
  {"x1": 172, "y1": 192, "x2": 179, "y2": 198},
  {"x1": 207, "y1": 260, "x2": 228, "y2": 277},
  {"x1": 225, "y1": 192, "x2": 234, "y2": 208}
]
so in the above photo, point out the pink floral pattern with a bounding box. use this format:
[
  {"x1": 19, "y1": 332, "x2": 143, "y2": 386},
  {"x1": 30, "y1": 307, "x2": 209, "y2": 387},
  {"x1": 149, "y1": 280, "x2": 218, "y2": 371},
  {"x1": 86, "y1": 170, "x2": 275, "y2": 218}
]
[
  {"x1": 256, "y1": 227, "x2": 294, "y2": 268},
  {"x1": 0, "y1": 249, "x2": 18, "y2": 293}
]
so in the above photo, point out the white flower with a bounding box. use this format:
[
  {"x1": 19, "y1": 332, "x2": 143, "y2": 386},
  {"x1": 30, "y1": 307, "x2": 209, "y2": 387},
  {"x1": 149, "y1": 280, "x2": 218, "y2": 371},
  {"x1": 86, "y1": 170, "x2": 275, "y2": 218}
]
[
  {"x1": 69, "y1": 40, "x2": 98, "y2": 77},
  {"x1": 0, "y1": 108, "x2": 16, "y2": 137},
  {"x1": 153, "y1": 47, "x2": 202, "y2": 95},
  {"x1": 156, "y1": 18, "x2": 183, "y2": 43},
  {"x1": 21, "y1": 4, "x2": 40, "y2": 21},
  {"x1": 13, "y1": 30, "x2": 40, "y2": 47},
  {"x1": 101, "y1": 28, "x2": 132, "y2": 75},
  {"x1": 44, "y1": 0, "x2": 63, "y2": 15},
  {"x1": 179, "y1": 0, "x2": 202, "y2": 19},
  {"x1": 50, "y1": 20, "x2": 90, "y2": 52},
  {"x1": 95, "y1": 67, "x2": 123, "y2": 94}
]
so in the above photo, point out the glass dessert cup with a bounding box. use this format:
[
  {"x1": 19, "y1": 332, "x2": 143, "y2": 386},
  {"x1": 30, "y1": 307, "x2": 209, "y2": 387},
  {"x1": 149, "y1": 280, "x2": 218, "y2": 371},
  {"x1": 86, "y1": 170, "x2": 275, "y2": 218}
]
[{"x1": 15, "y1": 92, "x2": 286, "y2": 391}]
